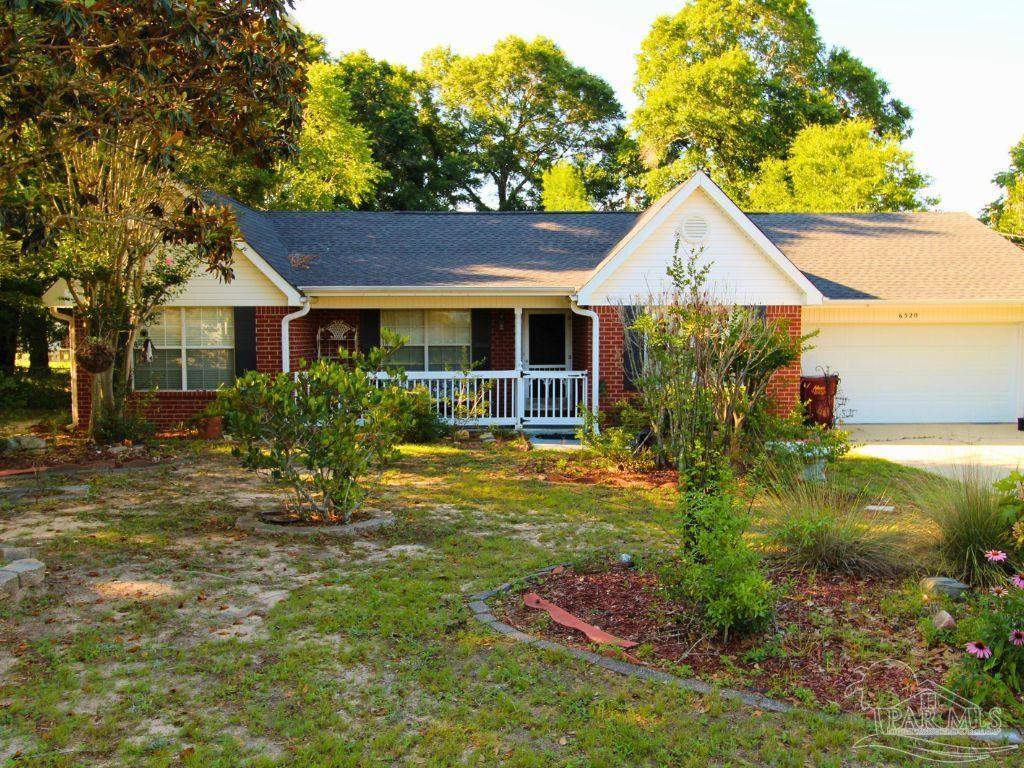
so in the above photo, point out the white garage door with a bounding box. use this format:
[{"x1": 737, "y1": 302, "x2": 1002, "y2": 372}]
[{"x1": 803, "y1": 324, "x2": 1022, "y2": 424}]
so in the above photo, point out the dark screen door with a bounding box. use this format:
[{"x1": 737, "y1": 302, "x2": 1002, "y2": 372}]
[{"x1": 528, "y1": 313, "x2": 566, "y2": 368}]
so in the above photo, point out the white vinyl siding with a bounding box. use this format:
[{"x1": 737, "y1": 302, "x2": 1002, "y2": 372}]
[
  {"x1": 585, "y1": 189, "x2": 806, "y2": 306},
  {"x1": 803, "y1": 323, "x2": 1022, "y2": 424},
  {"x1": 382, "y1": 310, "x2": 471, "y2": 371},
  {"x1": 166, "y1": 247, "x2": 290, "y2": 306},
  {"x1": 134, "y1": 307, "x2": 235, "y2": 391}
]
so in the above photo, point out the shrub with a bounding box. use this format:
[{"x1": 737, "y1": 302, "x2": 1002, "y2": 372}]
[
  {"x1": 576, "y1": 404, "x2": 655, "y2": 471},
  {"x1": 402, "y1": 386, "x2": 448, "y2": 443},
  {"x1": 764, "y1": 480, "x2": 909, "y2": 577},
  {"x1": 918, "y1": 469, "x2": 1016, "y2": 588},
  {"x1": 216, "y1": 347, "x2": 414, "y2": 524},
  {"x1": 656, "y1": 491, "x2": 777, "y2": 640},
  {"x1": 626, "y1": 248, "x2": 810, "y2": 490},
  {"x1": 0, "y1": 370, "x2": 70, "y2": 412}
]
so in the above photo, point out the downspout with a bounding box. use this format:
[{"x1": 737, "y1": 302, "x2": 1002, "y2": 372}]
[
  {"x1": 570, "y1": 300, "x2": 600, "y2": 424},
  {"x1": 49, "y1": 306, "x2": 78, "y2": 427},
  {"x1": 281, "y1": 298, "x2": 311, "y2": 374}
]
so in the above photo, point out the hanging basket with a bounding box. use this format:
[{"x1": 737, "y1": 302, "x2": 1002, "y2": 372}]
[{"x1": 75, "y1": 337, "x2": 115, "y2": 374}]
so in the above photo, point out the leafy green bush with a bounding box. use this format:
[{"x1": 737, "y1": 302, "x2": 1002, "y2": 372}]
[
  {"x1": 917, "y1": 470, "x2": 1016, "y2": 588},
  {"x1": 216, "y1": 346, "x2": 415, "y2": 524},
  {"x1": 576, "y1": 403, "x2": 655, "y2": 471},
  {"x1": 655, "y1": 491, "x2": 777, "y2": 640},
  {"x1": 0, "y1": 370, "x2": 70, "y2": 412},
  {"x1": 402, "y1": 386, "x2": 448, "y2": 443},
  {"x1": 764, "y1": 480, "x2": 909, "y2": 577}
]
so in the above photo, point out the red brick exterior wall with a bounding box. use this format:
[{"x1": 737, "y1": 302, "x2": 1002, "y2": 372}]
[
  {"x1": 594, "y1": 306, "x2": 628, "y2": 412},
  {"x1": 571, "y1": 312, "x2": 592, "y2": 382},
  {"x1": 489, "y1": 309, "x2": 516, "y2": 370},
  {"x1": 255, "y1": 306, "x2": 288, "y2": 372},
  {"x1": 765, "y1": 305, "x2": 803, "y2": 416},
  {"x1": 293, "y1": 309, "x2": 361, "y2": 369}
]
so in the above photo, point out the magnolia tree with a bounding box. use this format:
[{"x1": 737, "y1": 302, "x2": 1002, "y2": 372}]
[{"x1": 626, "y1": 246, "x2": 808, "y2": 489}]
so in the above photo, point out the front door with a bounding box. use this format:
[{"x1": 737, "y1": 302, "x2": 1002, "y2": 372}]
[{"x1": 526, "y1": 313, "x2": 567, "y2": 370}]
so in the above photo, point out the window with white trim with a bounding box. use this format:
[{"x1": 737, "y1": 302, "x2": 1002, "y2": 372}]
[
  {"x1": 381, "y1": 310, "x2": 471, "y2": 371},
  {"x1": 134, "y1": 307, "x2": 235, "y2": 391}
]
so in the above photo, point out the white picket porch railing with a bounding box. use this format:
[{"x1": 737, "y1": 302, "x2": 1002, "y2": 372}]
[{"x1": 375, "y1": 370, "x2": 588, "y2": 429}]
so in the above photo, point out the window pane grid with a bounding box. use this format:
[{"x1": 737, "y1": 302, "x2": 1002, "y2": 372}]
[
  {"x1": 134, "y1": 307, "x2": 235, "y2": 392},
  {"x1": 382, "y1": 309, "x2": 472, "y2": 371}
]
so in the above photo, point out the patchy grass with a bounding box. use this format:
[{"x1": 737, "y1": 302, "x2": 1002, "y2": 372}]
[{"x1": 0, "y1": 443, "x2": 953, "y2": 765}]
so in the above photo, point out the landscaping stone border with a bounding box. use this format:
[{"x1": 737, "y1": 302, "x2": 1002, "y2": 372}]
[
  {"x1": 235, "y1": 513, "x2": 394, "y2": 539},
  {"x1": 468, "y1": 565, "x2": 792, "y2": 714},
  {"x1": 0, "y1": 546, "x2": 45, "y2": 604}
]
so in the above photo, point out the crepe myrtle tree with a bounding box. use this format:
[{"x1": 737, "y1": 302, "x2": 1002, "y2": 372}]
[
  {"x1": 47, "y1": 133, "x2": 238, "y2": 438},
  {"x1": 215, "y1": 333, "x2": 416, "y2": 524}
]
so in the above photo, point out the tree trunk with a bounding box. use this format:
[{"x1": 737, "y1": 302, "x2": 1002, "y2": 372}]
[
  {"x1": 88, "y1": 366, "x2": 118, "y2": 440},
  {"x1": 22, "y1": 307, "x2": 51, "y2": 378},
  {"x1": 0, "y1": 301, "x2": 19, "y2": 374}
]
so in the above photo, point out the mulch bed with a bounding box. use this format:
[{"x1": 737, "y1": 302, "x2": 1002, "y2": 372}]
[
  {"x1": 494, "y1": 562, "x2": 957, "y2": 712},
  {"x1": 0, "y1": 429, "x2": 192, "y2": 475}
]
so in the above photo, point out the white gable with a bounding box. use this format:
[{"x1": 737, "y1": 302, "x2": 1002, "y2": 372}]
[
  {"x1": 576, "y1": 174, "x2": 822, "y2": 306},
  {"x1": 43, "y1": 244, "x2": 297, "y2": 308}
]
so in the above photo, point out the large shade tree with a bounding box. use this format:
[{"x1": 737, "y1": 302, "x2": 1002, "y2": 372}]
[
  {"x1": 984, "y1": 136, "x2": 1024, "y2": 243},
  {"x1": 422, "y1": 36, "x2": 624, "y2": 210},
  {"x1": 0, "y1": 0, "x2": 308, "y2": 436},
  {"x1": 633, "y1": 0, "x2": 912, "y2": 201},
  {"x1": 748, "y1": 119, "x2": 934, "y2": 213}
]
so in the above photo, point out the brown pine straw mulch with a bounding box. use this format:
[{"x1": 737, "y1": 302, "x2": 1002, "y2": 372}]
[{"x1": 494, "y1": 562, "x2": 958, "y2": 713}]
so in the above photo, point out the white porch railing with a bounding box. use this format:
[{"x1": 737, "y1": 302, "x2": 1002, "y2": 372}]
[{"x1": 375, "y1": 370, "x2": 588, "y2": 429}]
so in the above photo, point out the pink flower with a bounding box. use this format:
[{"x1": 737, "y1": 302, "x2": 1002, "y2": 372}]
[
  {"x1": 1012, "y1": 574, "x2": 1024, "y2": 589},
  {"x1": 967, "y1": 641, "x2": 993, "y2": 659},
  {"x1": 165, "y1": 256, "x2": 173, "y2": 266},
  {"x1": 991, "y1": 586, "x2": 1010, "y2": 597},
  {"x1": 1010, "y1": 630, "x2": 1024, "y2": 647},
  {"x1": 985, "y1": 550, "x2": 1008, "y2": 563}
]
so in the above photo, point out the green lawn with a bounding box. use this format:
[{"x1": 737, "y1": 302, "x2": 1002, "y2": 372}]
[{"x1": 0, "y1": 442, "x2": 951, "y2": 766}]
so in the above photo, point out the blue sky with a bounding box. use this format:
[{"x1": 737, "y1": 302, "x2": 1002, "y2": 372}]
[{"x1": 290, "y1": 0, "x2": 1023, "y2": 214}]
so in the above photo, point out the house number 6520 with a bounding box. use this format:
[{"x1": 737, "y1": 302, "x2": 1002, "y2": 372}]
[{"x1": 898, "y1": 312, "x2": 919, "y2": 319}]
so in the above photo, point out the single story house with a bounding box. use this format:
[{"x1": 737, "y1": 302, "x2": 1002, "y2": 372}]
[{"x1": 44, "y1": 172, "x2": 1024, "y2": 431}]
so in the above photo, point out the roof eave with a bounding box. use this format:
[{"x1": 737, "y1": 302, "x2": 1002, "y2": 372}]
[{"x1": 300, "y1": 285, "x2": 576, "y2": 297}]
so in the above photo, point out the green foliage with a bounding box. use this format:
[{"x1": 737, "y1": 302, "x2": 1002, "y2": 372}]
[
  {"x1": 764, "y1": 480, "x2": 909, "y2": 577},
  {"x1": 984, "y1": 136, "x2": 1024, "y2": 242},
  {"x1": 541, "y1": 161, "x2": 593, "y2": 211},
  {"x1": 187, "y1": 61, "x2": 382, "y2": 210},
  {"x1": 656, "y1": 491, "x2": 777, "y2": 640},
  {"x1": 402, "y1": 386, "x2": 448, "y2": 443},
  {"x1": 633, "y1": 0, "x2": 911, "y2": 200},
  {"x1": 576, "y1": 405, "x2": 655, "y2": 471},
  {"x1": 422, "y1": 36, "x2": 624, "y2": 210},
  {"x1": 93, "y1": 397, "x2": 156, "y2": 445},
  {"x1": 0, "y1": 370, "x2": 69, "y2": 412},
  {"x1": 627, "y1": 247, "x2": 807, "y2": 489},
  {"x1": 329, "y1": 51, "x2": 471, "y2": 211},
  {"x1": 918, "y1": 470, "x2": 1017, "y2": 588},
  {"x1": 951, "y1": 583, "x2": 1024, "y2": 699},
  {"x1": 748, "y1": 119, "x2": 934, "y2": 212},
  {"x1": 216, "y1": 342, "x2": 416, "y2": 523}
]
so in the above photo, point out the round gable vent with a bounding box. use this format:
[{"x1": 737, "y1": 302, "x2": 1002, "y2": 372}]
[{"x1": 680, "y1": 215, "x2": 709, "y2": 244}]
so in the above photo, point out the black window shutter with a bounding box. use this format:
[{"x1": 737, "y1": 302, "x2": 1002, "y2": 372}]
[
  {"x1": 471, "y1": 309, "x2": 492, "y2": 368},
  {"x1": 359, "y1": 309, "x2": 380, "y2": 352},
  {"x1": 622, "y1": 305, "x2": 641, "y2": 392},
  {"x1": 233, "y1": 307, "x2": 257, "y2": 375}
]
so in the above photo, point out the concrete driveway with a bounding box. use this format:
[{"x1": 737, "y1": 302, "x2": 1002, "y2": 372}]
[{"x1": 847, "y1": 424, "x2": 1024, "y2": 479}]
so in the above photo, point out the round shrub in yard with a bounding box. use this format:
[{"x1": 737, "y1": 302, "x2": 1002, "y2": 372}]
[{"x1": 215, "y1": 343, "x2": 416, "y2": 525}]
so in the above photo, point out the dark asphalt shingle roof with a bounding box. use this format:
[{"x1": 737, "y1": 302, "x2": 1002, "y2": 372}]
[{"x1": 207, "y1": 193, "x2": 1024, "y2": 301}]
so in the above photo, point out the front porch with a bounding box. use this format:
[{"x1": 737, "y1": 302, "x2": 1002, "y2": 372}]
[{"x1": 294, "y1": 303, "x2": 598, "y2": 430}]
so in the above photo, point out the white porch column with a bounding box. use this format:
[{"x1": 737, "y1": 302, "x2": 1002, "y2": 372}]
[{"x1": 514, "y1": 307, "x2": 524, "y2": 428}]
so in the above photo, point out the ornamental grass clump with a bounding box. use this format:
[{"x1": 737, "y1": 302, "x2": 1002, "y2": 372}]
[
  {"x1": 764, "y1": 479, "x2": 909, "y2": 578},
  {"x1": 216, "y1": 337, "x2": 415, "y2": 524},
  {"x1": 917, "y1": 469, "x2": 1016, "y2": 588}
]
